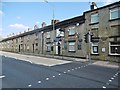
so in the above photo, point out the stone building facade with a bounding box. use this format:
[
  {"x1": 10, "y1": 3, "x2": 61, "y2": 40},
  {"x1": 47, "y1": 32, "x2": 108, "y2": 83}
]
[{"x1": 0, "y1": 1, "x2": 120, "y2": 62}]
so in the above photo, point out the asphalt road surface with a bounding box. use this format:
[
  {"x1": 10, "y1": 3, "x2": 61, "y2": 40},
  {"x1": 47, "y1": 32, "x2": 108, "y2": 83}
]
[{"x1": 1, "y1": 55, "x2": 119, "y2": 89}]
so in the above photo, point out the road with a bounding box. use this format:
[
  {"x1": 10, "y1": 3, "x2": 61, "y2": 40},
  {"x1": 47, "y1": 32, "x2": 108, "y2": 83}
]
[{"x1": 1, "y1": 55, "x2": 119, "y2": 89}]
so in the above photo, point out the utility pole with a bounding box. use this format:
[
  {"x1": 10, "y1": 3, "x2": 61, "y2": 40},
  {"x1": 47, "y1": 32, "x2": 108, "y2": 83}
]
[{"x1": 44, "y1": 0, "x2": 55, "y2": 57}]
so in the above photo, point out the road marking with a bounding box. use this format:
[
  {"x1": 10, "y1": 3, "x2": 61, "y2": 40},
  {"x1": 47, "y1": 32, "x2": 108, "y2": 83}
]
[
  {"x1": 106, "y1": 83, "x2": 109, "y2": 85},
  {"x1": 64, "y1": 72, "x2": 66, "y2": 73},
  {"x1": 58, "y1": 73, "x2": 61, "y2": 76},
  {"x1": 53, "y1": 76, "x2": 55, "y2": 78},
  {"x1": 68, "y1": 70, "x2": 70, "y2": 72},
  {"x1": 75, "y1": 68, "x2": 77, "y2": 70},
  {"x1": 113, "y1": 75, "x2": 116, "y2": 77},
  {"x1": 111, "y1": 77, "x2": 114, "y2": 80},
  {"x1": 72, "y1": 69, "x2": 74, "y2": 71},
  {"x1": 28, "y1": 84, "x2": 32, "y2": 87},
  {"x1": 109, "y1": 80, "x2": 112, "y2": 82},
  {"x1": 103, "y1": 86, "x2": 106, "y2": 88},
  {"x1": 0, "y1": 75, "x2": 5, "y2": 79},
  {"x1": 46, "y1": 78, "x2": 49, "y2": 80},
  {"x1": 115, "y1": 73, "x2": 118, "y2": 76},
  {"x1": 78, "y1": 67, "x2": 80, "y2": 68},
  {"x1": 38, "y1": 81, "x2": 41, "y2": 83}
]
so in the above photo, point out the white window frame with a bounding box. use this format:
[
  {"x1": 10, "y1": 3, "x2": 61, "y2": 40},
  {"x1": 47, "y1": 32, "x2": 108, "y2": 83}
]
[
  {"x1": 46, "y1": 43, "x2": 51, "y2": 51},
  {"x1": 91, "y1": 13, "x2": 99, "y2": 23},
  {"x1": 68, "y1": 42, "x2": 75, "y2": 52},
  {"x1": 46, "y1": 32, "x2": 50, "y2": 38},
  {"x1": 68, "y1": 27, "x2": 76, "y2": 35},
  {"x1": 91, "y1": 42, "x2": 99, "y2": 54},
  {"x1": 110, "y1": 8, "x2": 120, "y2": 20},
  {"x1": 109, "y1": 42, "x2": 120, "y2": 55}
]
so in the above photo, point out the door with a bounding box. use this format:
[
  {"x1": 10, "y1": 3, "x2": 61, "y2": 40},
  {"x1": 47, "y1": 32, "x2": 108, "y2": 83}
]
[
  {"x1": 32, "y1": 44, "x2": 34, "y2": 53},
  {"x1": 19, "y1": 45, "x2": 20, "y2": 52},
  {"x1": 58, "y1": 42, "x2": 61, "y2": 55}
]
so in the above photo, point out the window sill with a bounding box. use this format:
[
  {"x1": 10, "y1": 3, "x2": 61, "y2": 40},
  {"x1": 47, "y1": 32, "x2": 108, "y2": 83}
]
[
  {"x1": 68, "y1": 51, "x2": 76, "y2": 53},
  {"x1": 68, "y1": 34, "x2": 75, "y2": 37},
  {"x1": 91, "y1": 53, "x2": 99, "y2": 55},
  {"x1": 46, "y1": 51, "x2": 50, "y2": 52},
  {"x1": 109, "y1": 18, "x2": 120, "y2": 22},
  {"x1": 89, "y1": 22, "x2": 99, "y2": 25},
  {"x1": 108, "y1": 54, "x2": 120, "y2": 56}
]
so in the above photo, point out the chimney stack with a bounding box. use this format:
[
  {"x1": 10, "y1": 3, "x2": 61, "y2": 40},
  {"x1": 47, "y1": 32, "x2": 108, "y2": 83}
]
[
  {"x1": 91, "y1": 2, "x2": 97, "y2": 10},
  {"x1": 51, "y1": 20, "x2": 60, "y2": 25},
  {"x1": 41, "y1": 22, "x2": 46, "y2": 28}
]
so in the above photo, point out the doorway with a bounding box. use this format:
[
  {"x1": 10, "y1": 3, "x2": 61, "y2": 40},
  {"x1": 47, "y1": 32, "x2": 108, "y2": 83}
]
[
  {"x1": 19, "y1": 45, "x2": 20, "y2": 52},
  {"x1": 32, "y1": 44, "x2": 34, "y2": 53}
]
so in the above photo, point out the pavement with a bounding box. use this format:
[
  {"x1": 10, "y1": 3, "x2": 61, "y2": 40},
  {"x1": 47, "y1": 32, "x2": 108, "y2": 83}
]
[
  {"x1": 0, "y1": 51, "x2": 119, "y2": 68},
  {"x1": 1, "y1": 56, "x2": 119, "y2": 88}
]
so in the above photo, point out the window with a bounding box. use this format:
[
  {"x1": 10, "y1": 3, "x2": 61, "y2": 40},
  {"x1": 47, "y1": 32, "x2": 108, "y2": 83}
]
[
  {"x1": 27, "y1": 45, "x2": 29, "y2": 50},
  {"x1": 36, "y1": 33, "x2": 38, "y2": 39},
  {"x1": 46, "y1": 43, "x2": 51, "y2": 51},
  {"x1": 56, "y1": 29, "x2": 61, "y2": 37},
  {"x1": 68, "y1": 27, "x2": 76, "y2": 36},
  {"x1": 91, "y1": 13, "x2": 99, "y2": 23},
  {"x1": 91, "y1": 42, "x2": 98, "y2": 54},
  {"x1": 68, "y1": 42, "x2": 75, "y2": 52},
  {"x1": 78, "y1": 43, "x2": 82, "y2": 50},
  {"x1": 64, "y1": 42, "x2": 67, "y2": 50},
  {"x1": 46, "y1": 32, "x2": 50, "y2": 38},
  {"x1": 109, "y1": 42, "x2": 120, "y2": 55},
  {"x1": 110, "y1": 8, "x2": 120, "y2": 20}
]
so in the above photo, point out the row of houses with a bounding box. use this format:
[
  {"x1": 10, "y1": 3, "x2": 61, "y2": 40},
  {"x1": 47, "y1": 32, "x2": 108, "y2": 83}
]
[{"x1": 0, "y1": 2, "x2": 120, "y2": 62}]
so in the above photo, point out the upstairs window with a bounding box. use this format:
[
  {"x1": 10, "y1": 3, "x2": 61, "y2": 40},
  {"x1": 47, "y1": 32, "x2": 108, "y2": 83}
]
[
  {"x1": 46, "y1": 32, "x2": 50, "y2": 39},
  {"x1": 68, "y1": 27, "x2": 76, "y2": 36},
  {"x1": 110, "y1": 8, "x2": 120, "y2": 20},
  {"x1": 36, "y1": 33, "x2": 38, "y2": 39},
  {"x1": 91, "y1": 13, "x2": 99, "y2": 23}
]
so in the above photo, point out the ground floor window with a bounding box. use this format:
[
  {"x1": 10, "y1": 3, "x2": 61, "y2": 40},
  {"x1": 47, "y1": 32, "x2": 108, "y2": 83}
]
[
  {"x1": 46, "y1": 43, "x2": 51, "y2": 52},
  {"x1": 91, "y1": 42, "x2": 98, "y2": 54},
  {"x1": 109, "y1": 42, "x2": 120, "y2": 55},
  {"x1": 68, "y1": 42, "x2": 75, "y2": 52},
  {"x1": 78, "y1": 43, "x2": 82, "y2": 50}
]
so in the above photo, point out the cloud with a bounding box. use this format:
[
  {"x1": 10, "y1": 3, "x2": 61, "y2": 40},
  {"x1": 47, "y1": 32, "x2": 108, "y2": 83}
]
[
  {"x1": 0, "y1": 10, "x2": 3, "y2": 15},
  {"x1": 17, "y1": 16, "x2": 21, "y2": 20},
  {"x1": 9, "y1": 23, "x2": 29, "y2": 30},
  {"x1": 35, "y1": 21, "x2": 40, "y2": 24},
  {"x1": 0, "y1": 28, "x2": 2, "y2": 35},
  {"x1": 104, "y1": 0, "x2": 118, "y2": 5}
]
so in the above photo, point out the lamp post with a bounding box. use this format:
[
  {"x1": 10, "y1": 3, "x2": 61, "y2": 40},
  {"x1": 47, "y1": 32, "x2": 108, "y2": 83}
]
[{"x1": 44, "y1": 0, "x2": 55, "y2": 57}]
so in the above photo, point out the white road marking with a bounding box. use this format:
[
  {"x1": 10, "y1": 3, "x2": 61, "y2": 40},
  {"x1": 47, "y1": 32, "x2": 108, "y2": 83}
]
[
  {"x1": 75, "y1": 68, "x2": 77, "y2": 70},
  {"x1": 64, "y1": 72, "x2": 66, "y2": 73},
  {"x1": 46, "y1": 78, "x2": 49, "y2": 80},
  {"x1": 106, "y1": 83, "x2": 109, "y2": 85},
  {"x1": 72, "y1": 69, "x2": 74, "y2": 71},
  {"x1": 68, "y1": 70, "x2": 70, "y2": 72},
  {"x1": 58, "y1": 73, "x2": 61, "y2": 76},
  {"x1": 111, "y1": 77, "x2": 114, "y2": 80},
  {"x1": 78, "y1": 67, "x2": 80, "y2": 68},
  {"x1": 53, "y1": 76, "x2": 55, "y2": 78},
  {"x1": 113, "y1": 75, "x2": 116, "y2": 77},
  {"x1": 28, "y1": 84, "x2": 32, "y2": 87},
  {"x1": 38, "y1": 81, "x2": 41, "y2": 83},
  {"x1": 0, "y1": 75, "x2": 5, "y2": 79},
  {"x1": 103, "y1": 86, "x2": 106, "y2": 88},
  {"x1": 109, "y1": 80, "x2": 112, "y2": 82}
]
